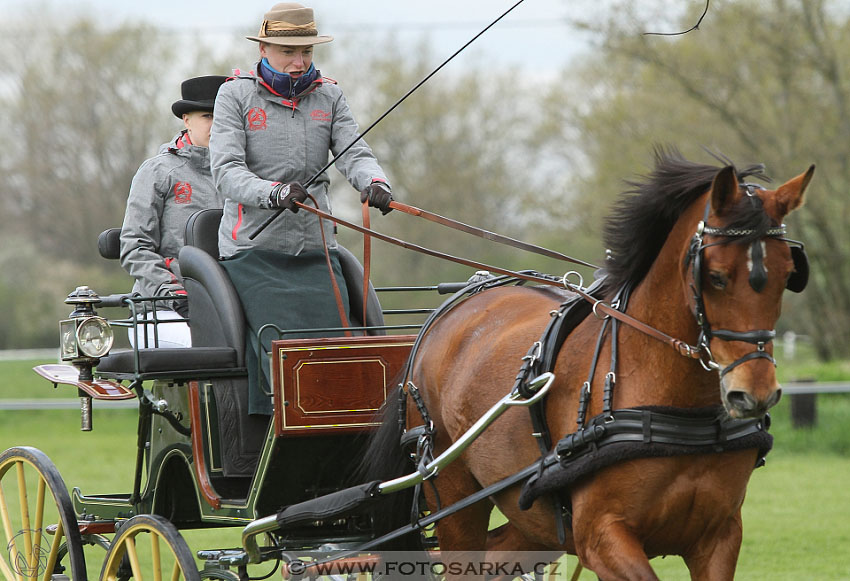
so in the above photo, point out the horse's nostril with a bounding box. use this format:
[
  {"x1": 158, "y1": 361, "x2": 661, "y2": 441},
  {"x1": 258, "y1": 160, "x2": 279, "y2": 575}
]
[{"x1": 726, "y1": 390, "x2": 756, "y2": 413}]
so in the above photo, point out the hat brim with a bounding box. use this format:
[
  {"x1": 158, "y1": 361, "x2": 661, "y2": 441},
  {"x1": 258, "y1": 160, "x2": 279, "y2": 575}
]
[
  {"x1": 246, "y1": 34, "x2": 333, "y2": 46},
  {"x1": 172, "y1": 99, "x2": 216, "y2": 118}
]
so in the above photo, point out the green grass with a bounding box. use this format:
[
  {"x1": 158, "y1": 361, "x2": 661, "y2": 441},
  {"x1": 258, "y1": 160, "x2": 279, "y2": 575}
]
[
  {"x1": 2, "y1": 357, "x2": 850, "y2": 578},
  {"x1": 0, "y1": 358, "x2": 74, "y2": 399}
]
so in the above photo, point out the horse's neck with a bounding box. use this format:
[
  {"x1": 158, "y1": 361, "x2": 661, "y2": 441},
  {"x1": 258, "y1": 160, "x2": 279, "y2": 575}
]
[{"x1": 622, "y1": 200, "x2": 720, "y2": 407}]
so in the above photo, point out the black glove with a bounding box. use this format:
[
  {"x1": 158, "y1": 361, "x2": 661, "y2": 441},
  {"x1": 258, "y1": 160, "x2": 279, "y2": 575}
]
[
  {"x1": 269, "y1": 181, "x2": 308, "y2": 212},
  {"x1": 360, "y1": 180, "x2": 393, "y2": 215},
  {"x1": 172, "y1": 296, "x2": 190, "y2": 319},
  {"x1": 158, "y1": 284, "x2": 189, "y2": 319}
]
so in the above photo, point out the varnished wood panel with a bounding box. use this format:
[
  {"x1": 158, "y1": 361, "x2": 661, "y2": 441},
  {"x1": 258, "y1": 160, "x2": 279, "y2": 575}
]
[{"x1": 272, "y1": 335, "x2": 415, "y2": 436}]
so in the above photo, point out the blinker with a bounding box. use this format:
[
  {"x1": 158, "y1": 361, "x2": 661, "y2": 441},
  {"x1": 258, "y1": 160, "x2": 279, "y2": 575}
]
[
  {"x1": 786, "y1": 245, "x2": 809, "y2": 293},
  {"x1": 748, "y1": 241, "x2": 768, "y2": 293}
]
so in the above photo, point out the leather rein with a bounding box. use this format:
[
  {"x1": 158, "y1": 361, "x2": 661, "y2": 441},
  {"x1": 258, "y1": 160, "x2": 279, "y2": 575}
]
[{"x1": 296, "y1": 197, "x2": 788, "y2": 368}]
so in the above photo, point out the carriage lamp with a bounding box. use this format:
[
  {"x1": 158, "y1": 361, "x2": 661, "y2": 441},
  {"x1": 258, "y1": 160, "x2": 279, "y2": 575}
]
[
  {"x1": 61, "y1": 286, "x2": 114, "y2": 432},
  {"x1": 60, "y1": 286, "x2": 114, "y2": 364}
]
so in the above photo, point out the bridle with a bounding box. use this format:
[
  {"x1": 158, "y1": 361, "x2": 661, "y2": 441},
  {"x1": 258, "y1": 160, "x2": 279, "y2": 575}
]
[{"x1": 685, "y1": 183, "x2": 809, "y2": 377}]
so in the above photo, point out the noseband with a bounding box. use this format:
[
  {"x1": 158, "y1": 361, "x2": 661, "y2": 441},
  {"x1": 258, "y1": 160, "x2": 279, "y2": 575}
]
[{"x1": 686, "y1": 184, "x2": 805, "y2": 377}]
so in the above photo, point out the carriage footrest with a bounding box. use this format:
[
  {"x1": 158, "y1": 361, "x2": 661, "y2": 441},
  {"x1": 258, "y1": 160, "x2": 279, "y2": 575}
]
[{"x1": 275, "y1": 481, "x2": 382, "y2": 529}]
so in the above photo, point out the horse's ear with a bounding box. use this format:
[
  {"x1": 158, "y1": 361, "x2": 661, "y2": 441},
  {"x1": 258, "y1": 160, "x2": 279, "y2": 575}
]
[
  {"x1": 772, "y1": 164, "x2": 815, "y2": 218},
  {"x1": 710, "y1": 165, "x2": 740, "y2": 216}
]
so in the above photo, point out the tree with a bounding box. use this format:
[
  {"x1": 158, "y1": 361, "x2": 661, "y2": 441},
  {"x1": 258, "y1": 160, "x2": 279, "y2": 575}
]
[
  {"x1": 323, "y1": 38, "x2": 567, "y2": 293},
  {"x1": 0, "y1": 14, "x2": 238, "y2": 348},
  {"x1": 539, "y1": 0, "x2": 850, "y2": 359}
]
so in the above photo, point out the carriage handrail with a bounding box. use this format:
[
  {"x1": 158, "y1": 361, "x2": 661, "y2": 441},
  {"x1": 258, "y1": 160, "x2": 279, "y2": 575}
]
[{"x1": 241, "y1": 372, "x2": 554, "y2": 562}]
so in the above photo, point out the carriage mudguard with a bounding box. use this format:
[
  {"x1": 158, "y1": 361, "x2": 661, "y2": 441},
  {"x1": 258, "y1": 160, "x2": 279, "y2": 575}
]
[{"x1": 275, "y1": 480, "x2": 382, "y2": 529}]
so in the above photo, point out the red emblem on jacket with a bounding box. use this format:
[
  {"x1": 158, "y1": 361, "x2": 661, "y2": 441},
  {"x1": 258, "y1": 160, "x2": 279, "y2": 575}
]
[
  {"x1": 247, "y1": 107, "x2": 268, "y2": 131},
  {"x1": 174, "y1": 181, "x2": 192, "y2": 204},
  {"x1": 310, "y1": 109, "x2": 332, "y2": 122}
]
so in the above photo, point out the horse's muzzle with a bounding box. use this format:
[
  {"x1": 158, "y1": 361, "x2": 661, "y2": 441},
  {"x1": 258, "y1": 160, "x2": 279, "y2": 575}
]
[{"x1": 723, "y1": 386, "x2": 782, "y2": 418}]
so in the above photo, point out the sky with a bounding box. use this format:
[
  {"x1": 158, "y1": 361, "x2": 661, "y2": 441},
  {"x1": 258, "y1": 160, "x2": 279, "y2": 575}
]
[{"x1": 1, "y1": 0, "x2": 599, "y2": 74}]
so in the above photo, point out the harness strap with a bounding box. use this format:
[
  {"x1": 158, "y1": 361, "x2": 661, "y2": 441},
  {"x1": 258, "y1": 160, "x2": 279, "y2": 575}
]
[
  {"x1": 361, "y1": 200, "x2": 372, "y2": 328},
  {"x1": 719, "y1": 350, "x2": 775, "y2": 378},
  {"x1": 388, "y1": 201, "x2": 598, "y2": 269},
  {"x1": 310, "y1": 194, "x2": 352, "y2": 336},
  {"x1": 567, "y1": 282, "x2": 704, "y2": 360},
  {"x1": 555, "y1": 408, "x2": 768, "y2": 458},
  {"x1": 292, "y1": 200, "x2": 713, "y2": 363}
]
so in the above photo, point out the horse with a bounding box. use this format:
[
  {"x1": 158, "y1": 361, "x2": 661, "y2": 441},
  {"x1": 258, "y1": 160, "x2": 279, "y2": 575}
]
[{"x1": 363, "y1": 149, "x2": 814, "y2": 580}]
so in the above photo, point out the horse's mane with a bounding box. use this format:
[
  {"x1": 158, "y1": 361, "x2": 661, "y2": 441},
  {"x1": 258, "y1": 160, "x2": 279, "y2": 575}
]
[{"x1": 601, "y1": 147, "x2": 769, "y2": 294}]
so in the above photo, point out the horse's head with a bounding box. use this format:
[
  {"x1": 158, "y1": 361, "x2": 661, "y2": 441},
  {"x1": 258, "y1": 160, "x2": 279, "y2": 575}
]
[{"x1": 688, "y1": 164, "x2": 815, "y2": 418}]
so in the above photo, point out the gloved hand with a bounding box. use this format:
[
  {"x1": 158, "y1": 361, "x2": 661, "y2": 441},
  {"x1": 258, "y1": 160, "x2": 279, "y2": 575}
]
[
  {"x1": 158, "y1": 284, "x2": 189, "y2": 319},
  {"x1": 360, "y1": 180, "x2": 393, "y2": 215},
  {"x1": 172, "y1": 296, "x2": 190, "y2": 319},
  {"x1": 269, "y1": 181, "x2": 309, "y2": 213}
]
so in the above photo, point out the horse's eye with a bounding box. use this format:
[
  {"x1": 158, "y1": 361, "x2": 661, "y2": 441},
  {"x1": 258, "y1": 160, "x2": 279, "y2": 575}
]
[{"x1": 708, "y1": 271, "x2": 728, "y2": 290}]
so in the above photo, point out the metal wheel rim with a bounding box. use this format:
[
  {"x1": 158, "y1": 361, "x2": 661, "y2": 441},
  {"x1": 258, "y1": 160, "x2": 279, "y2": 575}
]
[{"x1": 0, "y1": 446, "x2": 86, "y2": 581}]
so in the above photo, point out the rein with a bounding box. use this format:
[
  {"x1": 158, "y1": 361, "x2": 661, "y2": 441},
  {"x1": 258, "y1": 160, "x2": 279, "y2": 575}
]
[{"x1": 293, "y1": 199, "x2": 711, "y2": 363}]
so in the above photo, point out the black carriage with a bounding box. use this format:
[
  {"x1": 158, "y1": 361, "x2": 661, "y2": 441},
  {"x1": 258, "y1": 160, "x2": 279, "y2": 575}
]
[{"x1": 1, "y1": 208, "x2": 491, "y2": 581}]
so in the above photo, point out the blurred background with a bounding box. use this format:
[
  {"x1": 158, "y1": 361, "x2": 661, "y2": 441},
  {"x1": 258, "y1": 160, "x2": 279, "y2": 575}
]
[
  {"x1": 0, "y1": 0, "x2": 847, "y2": 365},
  {"x1": 1, "y1": 2, "x2": 849, "y2": 577}
]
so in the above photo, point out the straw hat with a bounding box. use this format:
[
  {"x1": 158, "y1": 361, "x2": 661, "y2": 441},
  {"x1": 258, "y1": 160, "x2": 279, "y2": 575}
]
[
  {"x1": 246, "y1": 3, "x2": 333, "y2": 46},
  {"x1": 171, "y1": 76, "x2": 228, "y2": 118}
]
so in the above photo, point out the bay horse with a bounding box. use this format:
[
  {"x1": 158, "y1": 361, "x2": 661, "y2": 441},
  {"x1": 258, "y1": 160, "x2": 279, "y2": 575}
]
[{"x1": 364, "y1": 149, "x2": 814, "y2": 579}]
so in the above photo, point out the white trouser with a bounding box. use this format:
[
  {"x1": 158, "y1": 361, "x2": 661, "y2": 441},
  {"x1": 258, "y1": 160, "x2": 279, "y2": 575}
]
[{"x1": 127, "y1": 309, "x2": 192, "y2": 348}]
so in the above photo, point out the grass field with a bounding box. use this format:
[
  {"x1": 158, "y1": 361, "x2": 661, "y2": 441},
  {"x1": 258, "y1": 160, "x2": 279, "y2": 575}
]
[{"x1": 2, "y1": 358, "x2": 849, "y2": 578}]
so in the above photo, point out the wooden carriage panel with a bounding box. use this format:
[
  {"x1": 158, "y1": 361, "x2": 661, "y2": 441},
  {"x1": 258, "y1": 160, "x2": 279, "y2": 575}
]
[{"x1": 272, "y1": 335, "x2": 415, "y2": 436}]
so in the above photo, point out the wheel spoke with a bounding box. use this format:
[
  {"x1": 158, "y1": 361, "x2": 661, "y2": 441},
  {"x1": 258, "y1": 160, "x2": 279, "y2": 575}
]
[
  {"x1": 0, "y1": 475, "x2": 24, "y2": 581},
  {"x1": 15, "y1": 462, "x2": 35, "y2": 577},
  {"x1": 150, "y1": 531, "x2": 162, "y2": 581},
  {"x1": 170, "y1": 560, "x2": 180, "y2": 581},
  {"x1": 41, "y1": 520, "x2": 63, "y2": 581},
  {"x1": 126, "y1": 535, "x2": 144, "y2": 581},
  {"x1": 0, "y1": 476, "x2": 16, "y2": 550},
  {"x1": 0, "y1": 546, "x2": 18, "y2": 581},
  {"x1": 31, "y1": 477, "x2": 46, "y2": 578}
]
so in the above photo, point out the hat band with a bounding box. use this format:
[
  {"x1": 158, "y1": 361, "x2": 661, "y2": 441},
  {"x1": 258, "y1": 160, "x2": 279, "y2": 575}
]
[{"x1": 260, "y1": 19, "x2": 318, "y2": 37}]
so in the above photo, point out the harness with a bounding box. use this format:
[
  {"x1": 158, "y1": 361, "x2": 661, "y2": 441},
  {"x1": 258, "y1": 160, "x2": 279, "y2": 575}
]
[
  {"x1": 684, "y1": 184, "x2": 809, "y2": 377},
  {"x1": 402, "y1": 183, "x2": 806, "y2": 535}
]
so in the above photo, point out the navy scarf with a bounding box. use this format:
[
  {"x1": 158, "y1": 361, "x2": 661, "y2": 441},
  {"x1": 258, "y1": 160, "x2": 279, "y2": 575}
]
[{"x1": 259, "y1": 59, "x2": 319, "y2": 99}]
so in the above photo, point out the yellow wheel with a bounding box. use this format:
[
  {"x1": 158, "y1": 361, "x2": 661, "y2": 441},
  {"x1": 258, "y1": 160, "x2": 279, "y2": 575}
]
[
  {"x1": 0, "y1": 446, "x2": 86, "y2": 581},
  {"x1": 100, "y1": 515, "x2": 199, "y2": 581}
]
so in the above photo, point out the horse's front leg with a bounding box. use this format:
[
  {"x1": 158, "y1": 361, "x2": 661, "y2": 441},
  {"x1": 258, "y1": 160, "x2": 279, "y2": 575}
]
[
  {"x1": 573, "y1": 517, "x2": 660, "y2": 581},
  {"x1": 681, "y1": 510, "x2": 742, "y2": 581}
]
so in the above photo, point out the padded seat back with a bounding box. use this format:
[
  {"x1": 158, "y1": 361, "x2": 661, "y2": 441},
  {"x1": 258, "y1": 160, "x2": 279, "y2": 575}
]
[
  {"x1": 181, "y1": 208, "x2": 384, "y2": 331},
  {"x1": 183, "y1": 208, "x2": 222, "y2": 258},
  {"x1": 179, "y1": 245, "x2": 247, "y2": 367},
  {"x1": 98, "y1": 227, "x2": 122, "y2": 260}
]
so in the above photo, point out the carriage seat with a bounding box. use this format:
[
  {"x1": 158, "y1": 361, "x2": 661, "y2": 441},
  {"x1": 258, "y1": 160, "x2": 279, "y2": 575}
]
[
  {"x1": 179, "y1": 208, "x2": 386, "y2": 335},
  {"x1": 96, "y1": 347, "x2": 238, "y2": 379},
  {"x1": 178, "y1": 208, "x2": 387, "y2": 478},
  {"x1": 93, "y1": 226, "x2": 242, "y2": 380}
]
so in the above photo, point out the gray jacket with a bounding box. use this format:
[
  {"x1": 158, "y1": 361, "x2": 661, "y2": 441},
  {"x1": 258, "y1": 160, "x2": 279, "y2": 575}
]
[
  {"x1": 209, "y1": 70, "x2": 389, "y2": 258},
  {"x1": 120, "y1": 131, "x2": 224, "y2": 297}
]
